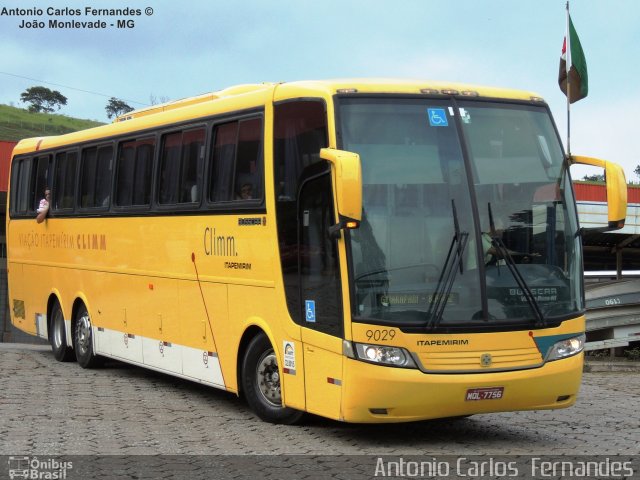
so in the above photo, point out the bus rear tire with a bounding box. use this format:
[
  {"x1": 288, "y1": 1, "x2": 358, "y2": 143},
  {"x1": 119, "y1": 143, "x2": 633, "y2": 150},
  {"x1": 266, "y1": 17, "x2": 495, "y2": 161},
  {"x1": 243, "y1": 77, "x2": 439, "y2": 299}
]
[
  {"x1": 241, "y1": 334, "x2": 304, "y2": 425},
  {"x1": 49, "y1": 302, "x2": 74, "y2": 362},
  {"x1": 74, "y1": 306, "x2": 102, "y2": 368}
]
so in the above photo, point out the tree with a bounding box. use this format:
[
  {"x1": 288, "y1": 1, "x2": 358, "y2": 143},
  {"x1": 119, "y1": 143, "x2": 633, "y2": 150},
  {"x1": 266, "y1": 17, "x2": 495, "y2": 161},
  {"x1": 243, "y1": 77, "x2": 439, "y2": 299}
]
[
  {"x1": 105, "y1": 97, "x2": 134, "y2": 119},
  {"x1": 20, "y1": 86, "x2": 67, "y2": 113},
  {"x1": 634, "y1": 165, "x2": 640, "y2": 182},
  {"x1": 582, "y1": 173, "x2": 605, "y2": 182}
]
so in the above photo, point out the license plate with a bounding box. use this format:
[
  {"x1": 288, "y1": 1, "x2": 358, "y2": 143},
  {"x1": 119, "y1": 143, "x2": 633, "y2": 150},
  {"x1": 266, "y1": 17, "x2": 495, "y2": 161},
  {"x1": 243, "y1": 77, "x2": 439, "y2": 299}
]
[{"x1": 465, "y1": 387, "x2": 504, "y2": 401}]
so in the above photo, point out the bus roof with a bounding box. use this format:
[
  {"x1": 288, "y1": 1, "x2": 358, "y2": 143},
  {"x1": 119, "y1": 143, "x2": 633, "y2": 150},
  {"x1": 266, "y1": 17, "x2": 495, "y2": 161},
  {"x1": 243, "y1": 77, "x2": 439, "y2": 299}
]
[
  {"x1": 276, "y1": 78, "x2": 542, "y2": 101},
  {"x1": 11, "y1": 79, "x2": 544, "y2": 157}
]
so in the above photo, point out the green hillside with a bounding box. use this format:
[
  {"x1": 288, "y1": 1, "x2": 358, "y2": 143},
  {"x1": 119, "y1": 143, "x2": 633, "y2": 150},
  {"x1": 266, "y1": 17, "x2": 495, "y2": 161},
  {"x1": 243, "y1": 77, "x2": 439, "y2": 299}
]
[{"x1": 0, "y1": 104, "x2": 104, "y2": 142}]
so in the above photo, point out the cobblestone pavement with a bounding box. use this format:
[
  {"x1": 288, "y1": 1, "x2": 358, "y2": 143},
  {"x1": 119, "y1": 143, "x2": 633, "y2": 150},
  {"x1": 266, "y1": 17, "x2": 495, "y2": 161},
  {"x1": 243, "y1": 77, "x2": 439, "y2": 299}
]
[{"x1": 0, "y1": 344, "x2": 638, "y2": 457}]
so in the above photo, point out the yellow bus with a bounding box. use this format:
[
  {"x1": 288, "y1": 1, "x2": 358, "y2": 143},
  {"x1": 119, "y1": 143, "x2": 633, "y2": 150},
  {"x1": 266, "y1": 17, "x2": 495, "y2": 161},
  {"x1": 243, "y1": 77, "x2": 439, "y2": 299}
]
[{"x1": 6, "y1": 79, "x2": 627, "y2": 423}]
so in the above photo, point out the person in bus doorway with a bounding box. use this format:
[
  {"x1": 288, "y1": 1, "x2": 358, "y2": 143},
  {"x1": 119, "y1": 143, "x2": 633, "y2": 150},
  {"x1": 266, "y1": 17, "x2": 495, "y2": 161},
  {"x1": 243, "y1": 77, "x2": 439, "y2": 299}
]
[{"x1": 36, "y1": 187, "x2": 51, "y2": 224}]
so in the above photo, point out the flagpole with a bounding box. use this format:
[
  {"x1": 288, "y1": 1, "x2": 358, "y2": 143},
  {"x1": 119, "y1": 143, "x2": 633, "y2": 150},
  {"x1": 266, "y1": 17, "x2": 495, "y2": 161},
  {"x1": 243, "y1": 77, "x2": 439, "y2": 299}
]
[{"x1": 566, "y1": 1, "x2": 571, "y2": 156}]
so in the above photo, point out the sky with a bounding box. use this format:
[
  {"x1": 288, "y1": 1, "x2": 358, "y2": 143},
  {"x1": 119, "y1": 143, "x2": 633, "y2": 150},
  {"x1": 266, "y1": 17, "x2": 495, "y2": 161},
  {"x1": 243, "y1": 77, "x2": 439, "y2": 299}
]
[{"x1": 1, "y1": 0, "x2": 639, "y2": 179}]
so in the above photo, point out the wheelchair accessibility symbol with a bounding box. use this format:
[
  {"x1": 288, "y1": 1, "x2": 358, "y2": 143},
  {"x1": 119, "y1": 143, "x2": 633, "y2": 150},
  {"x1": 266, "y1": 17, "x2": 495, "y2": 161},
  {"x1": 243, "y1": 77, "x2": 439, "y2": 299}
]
[
  {"x1": 305, "y1": 300, "x2": 316, "y2": 323},
  {"x1": 427, "y1": 108, "x2": 448, "y2": 127}
]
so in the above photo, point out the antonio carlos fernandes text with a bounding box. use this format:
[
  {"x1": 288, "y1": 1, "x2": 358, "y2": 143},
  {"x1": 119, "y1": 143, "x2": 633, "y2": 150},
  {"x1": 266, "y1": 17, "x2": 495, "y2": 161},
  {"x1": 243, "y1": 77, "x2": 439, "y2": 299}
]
[{"x1": 373, "y1": 457, "x2": 635, "y2": 478}]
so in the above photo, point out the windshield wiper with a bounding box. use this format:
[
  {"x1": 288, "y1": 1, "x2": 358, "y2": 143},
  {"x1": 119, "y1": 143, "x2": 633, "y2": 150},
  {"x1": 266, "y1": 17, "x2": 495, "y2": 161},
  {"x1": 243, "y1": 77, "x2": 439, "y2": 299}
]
[
  {"x1": 487, "y1": 203, "x2": 546, "y2": 327},
  {"x1": 354, "y1": 268, "x2": 388, "y2": 282},
  {"x1": 426, "y1": 200, "x2": 468, "y2": 330},
  {"x1": 354, "y1": 263, "x2": 438, "y2": 283}
]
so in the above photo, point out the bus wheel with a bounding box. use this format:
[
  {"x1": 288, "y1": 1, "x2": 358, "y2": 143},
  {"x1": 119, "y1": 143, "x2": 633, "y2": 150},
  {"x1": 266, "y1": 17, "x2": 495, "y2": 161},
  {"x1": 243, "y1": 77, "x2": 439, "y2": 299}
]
[
  {"x1": 242, "y1": 334, "x2": 303, "y2": 424},
  {"x1": 49, "y1": 302, "x2": 74, "y2": 362},
  {"x1": 74, "y1": 306, "x2": 101, "y2": 368}
]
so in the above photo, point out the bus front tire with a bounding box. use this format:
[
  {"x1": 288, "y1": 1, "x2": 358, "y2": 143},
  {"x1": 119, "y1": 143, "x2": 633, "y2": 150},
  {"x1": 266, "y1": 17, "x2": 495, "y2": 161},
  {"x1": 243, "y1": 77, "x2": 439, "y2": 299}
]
[
  {"x1": 49, "y1": 302, "x2": 74, "y2": 362},
  {"x1": 74, "y1": 306, "x2": 102, "y2": 368},
  {"x1": 241, "y1": 334, "x2": 303, "y2": 425}
]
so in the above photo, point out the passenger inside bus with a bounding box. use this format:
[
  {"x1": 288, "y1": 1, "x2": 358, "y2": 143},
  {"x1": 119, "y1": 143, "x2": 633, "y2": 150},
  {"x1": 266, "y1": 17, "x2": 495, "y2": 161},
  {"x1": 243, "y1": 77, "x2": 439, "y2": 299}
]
[
  {"x1": 236, "y1": 182, "x2": 253, "y2": 200},
  {"x1": 36, "y1": 187, "x2": 51, "y2": 224}
]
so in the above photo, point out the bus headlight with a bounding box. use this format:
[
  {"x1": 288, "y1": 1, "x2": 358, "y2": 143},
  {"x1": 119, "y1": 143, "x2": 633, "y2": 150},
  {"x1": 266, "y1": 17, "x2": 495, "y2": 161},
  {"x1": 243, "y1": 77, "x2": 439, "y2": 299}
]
[
  {"x1": 546, "y1": 334, "x2": 585, "y2": 361},
  {"x1": 354, "y1": 343, "x2": 417, "y2": 368}
]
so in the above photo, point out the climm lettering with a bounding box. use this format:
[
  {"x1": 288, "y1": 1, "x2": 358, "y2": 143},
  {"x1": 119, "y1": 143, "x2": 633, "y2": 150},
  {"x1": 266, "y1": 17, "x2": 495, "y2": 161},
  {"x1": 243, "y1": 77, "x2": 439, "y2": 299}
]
[
  {"x1": 203, "y1": 227, "x2": 238, "y2": 257},
  {"x1": 76, "y1": 234, "x2": 107, "y2": 251},
  {"x1": 18, "y1": 232, "x2": 104, "y2": 250},
  {"x1": 417, "y1": 339, "x2": 470, "y2": 346}
]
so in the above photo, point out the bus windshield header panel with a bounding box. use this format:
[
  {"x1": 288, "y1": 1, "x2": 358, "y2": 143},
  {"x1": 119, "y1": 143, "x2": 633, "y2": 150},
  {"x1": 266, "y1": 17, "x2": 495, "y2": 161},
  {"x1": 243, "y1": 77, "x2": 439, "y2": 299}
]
[{"x1": 338, "y1": 97, "x2": 581, "y2": 331}]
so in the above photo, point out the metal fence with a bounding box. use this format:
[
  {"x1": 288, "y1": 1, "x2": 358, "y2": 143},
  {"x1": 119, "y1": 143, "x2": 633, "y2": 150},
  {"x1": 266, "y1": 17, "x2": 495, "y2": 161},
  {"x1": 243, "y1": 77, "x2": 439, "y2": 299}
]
[{"x1": 0, "y1": 119, "x2": 79, "y2": 137}]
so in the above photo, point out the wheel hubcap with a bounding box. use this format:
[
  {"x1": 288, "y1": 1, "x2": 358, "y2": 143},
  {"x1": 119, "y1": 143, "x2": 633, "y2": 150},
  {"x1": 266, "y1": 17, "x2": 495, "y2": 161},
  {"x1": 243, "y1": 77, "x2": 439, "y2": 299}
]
[
  {"x1": 77, "y1": 314, "x2": 91, "y2": 355},
  {"x1": 53, "y1": 310, "x2": 64, "y2": 349},
  {"x1": 256, "y1": 351, "x2": 282, "y2": 407}
]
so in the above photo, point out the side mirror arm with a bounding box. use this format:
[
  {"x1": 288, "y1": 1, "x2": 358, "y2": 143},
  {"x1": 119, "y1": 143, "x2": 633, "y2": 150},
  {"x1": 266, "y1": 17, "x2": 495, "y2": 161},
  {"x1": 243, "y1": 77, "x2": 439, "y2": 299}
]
[{"x1": 570, "y1": 155, "x2": 627, "y2": 231}]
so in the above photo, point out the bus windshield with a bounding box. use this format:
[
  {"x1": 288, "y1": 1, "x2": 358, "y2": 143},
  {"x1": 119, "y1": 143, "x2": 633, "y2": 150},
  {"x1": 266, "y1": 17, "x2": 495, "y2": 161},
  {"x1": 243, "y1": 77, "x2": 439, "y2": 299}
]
[{"x1": 339, "y1": 97, "x2": 582, "y2": 330}]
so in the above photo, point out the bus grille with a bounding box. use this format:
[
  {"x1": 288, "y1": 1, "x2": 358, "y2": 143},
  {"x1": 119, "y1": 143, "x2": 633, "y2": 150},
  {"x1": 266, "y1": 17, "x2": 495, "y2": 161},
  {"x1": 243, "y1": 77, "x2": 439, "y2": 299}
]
[{"x1": 415, "y1": 347, "x2": 543, "y2": 373}]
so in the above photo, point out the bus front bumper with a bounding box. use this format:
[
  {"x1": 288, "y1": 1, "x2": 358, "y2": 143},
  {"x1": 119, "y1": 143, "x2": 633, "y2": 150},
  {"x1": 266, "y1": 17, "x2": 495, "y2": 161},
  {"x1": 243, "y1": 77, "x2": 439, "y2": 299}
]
[{"x1": 340, "y1": 353, "x2": 583, "y2": 423}]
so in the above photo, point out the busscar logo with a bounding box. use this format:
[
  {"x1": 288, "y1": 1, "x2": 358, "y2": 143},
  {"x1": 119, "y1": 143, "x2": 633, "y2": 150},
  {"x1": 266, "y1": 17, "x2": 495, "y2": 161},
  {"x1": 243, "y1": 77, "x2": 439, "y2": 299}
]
[
  {"x1": 238, "y1": 217, "x2": 263, "y2": 226},
  {"x1": 417, "y1": 339, "x2": 469, "y2": 346}
]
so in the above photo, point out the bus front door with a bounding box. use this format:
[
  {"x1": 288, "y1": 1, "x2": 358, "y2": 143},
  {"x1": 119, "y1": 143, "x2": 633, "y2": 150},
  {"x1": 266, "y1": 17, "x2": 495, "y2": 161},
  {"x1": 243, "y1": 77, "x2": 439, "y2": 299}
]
[{"x1": 298, "y1": 171, "x2": 345, "y2": 420}]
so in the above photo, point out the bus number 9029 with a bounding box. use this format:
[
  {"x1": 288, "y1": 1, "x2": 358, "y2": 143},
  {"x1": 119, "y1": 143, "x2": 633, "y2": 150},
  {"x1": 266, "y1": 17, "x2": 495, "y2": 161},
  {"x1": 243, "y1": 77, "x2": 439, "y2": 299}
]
[{"x1": 365, "y1": 329, "x2": 396, "y2": 342}]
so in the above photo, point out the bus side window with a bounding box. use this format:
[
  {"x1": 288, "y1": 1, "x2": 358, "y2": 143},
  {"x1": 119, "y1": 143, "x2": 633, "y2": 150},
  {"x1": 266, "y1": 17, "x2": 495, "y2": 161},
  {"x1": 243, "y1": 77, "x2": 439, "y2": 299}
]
[
  {"x1": 95, "y1": 146, "x2": 113, "y2": 207},
  {"x1": 234, "y1": 118, "x2": 263, "y2": 200},
  {"x1": 80, "y1": 145, "x2": 113, "y2": 209},
  {"x1": 116, "y1": 143, "x2": 136, "y2": 206},
  {"x1": 117, "y1": 138, "x2": 155, "y2": 208},
  {"x1": 32, "y1": 155, "x2": 51, "y2": 213},
  {"x1": 80, "y1": 147, "x2": 98, "y2": 208},
  {"x1": 179, "y1": 129, "x2": 205, "y2": 203},
  {"x1": 11, "y1": 157, "x2": 32, "y2": 215},
  {"x1": 133, "y1": 142, "x2": 154, "y2": 206},
  {"x1": 209, "y1": 116, "x2": 264, "y2": 203},
  {"x1": 209, "y1": 122, "x2": 237, "y2": 202},
  {"x1": 159, "y1": 128, "x2": 205, "y2": 205},
  {"x1": 274, "y1": 103, "x2": 327, "y2": 202},
  {"x1": 53, "y1": 151, "x2": 77, "y2": 211},
  {"x1": 11, "y1": 154, "x2": 51, "y2": 216}
]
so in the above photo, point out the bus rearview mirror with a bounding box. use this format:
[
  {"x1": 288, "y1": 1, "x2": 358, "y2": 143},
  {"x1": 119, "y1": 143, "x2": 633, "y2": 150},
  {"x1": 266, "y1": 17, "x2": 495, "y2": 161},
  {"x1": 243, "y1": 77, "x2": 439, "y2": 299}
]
[
  {"x1": 571, "y1": 155, "x2": 628, "y2": 231},
  {"x1": 320, "y1": 148, "x2": 362, "y2": 232}
]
